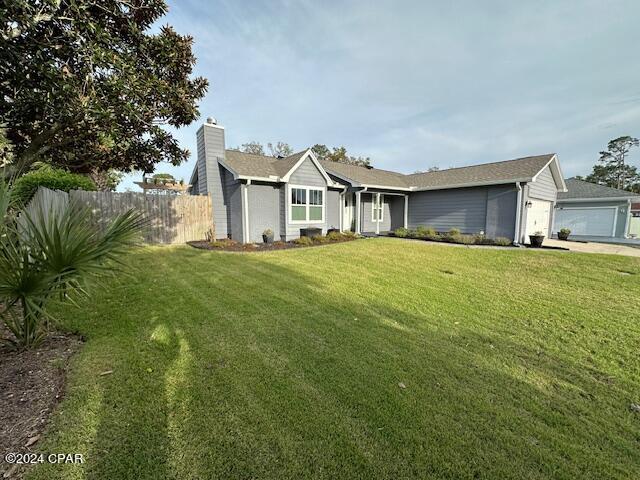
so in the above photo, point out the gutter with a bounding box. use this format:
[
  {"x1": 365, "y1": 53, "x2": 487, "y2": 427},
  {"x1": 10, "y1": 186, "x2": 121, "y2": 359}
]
[{"x1": 513, "y1": 182, "x2": 523, "y2": 245}]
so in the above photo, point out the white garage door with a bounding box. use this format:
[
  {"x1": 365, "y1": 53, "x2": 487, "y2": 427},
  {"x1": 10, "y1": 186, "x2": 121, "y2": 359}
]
[
  {"x1": 525, "y1": 199, "x2": 552, "y2": 239},
  {"x1": 554, "y1": 207, "x2": 616, "y2": 237}
]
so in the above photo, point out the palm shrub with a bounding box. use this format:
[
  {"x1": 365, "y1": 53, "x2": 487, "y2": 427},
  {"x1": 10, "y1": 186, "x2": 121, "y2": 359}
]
[{"x1": 0, "y1": 179, "x2": 145, "y2": 349}]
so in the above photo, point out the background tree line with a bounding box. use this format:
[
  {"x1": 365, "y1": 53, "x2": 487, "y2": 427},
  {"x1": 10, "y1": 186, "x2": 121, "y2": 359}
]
[{"x1": 235, "y1": 141, "x2": 372, "y2": 167}]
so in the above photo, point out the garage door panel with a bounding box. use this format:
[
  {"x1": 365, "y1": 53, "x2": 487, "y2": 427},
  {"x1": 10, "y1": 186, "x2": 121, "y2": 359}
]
[{"x1": 554, "y1": 208, "x2": 615, "y2": 236}]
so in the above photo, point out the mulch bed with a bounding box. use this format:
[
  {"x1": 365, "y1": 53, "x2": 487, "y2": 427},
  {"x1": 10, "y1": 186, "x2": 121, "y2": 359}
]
[
  {"x1": 0, "y1": 328, "x2": 83, "y2": 479},
  {"x1": 187, "y1": 237, "x2": 358, "y2": 252}
]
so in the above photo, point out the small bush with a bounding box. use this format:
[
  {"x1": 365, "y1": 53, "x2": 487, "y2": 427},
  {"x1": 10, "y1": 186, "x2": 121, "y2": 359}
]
[
  {"x1": 313, "y1": 235, "x2": 330, "y2": 244},
  {"x1": 393, "y1": 227, "x2": 409, "y2": 238},
  {"x1": 448, "y1": 228, "x2": 461, "y2": 236},
  {"x1": 341, "y1": 231, "x2": 358, "y2": 239},
  {"x1": 293, "y1": 236, "x2": 313, "y2": 246},
  {"x1": 494, "y1": 237, "x2": 513, "y2": 246},
  {"x1": 13, "y1": 167, "x2": 96, "y2": 204},
  {"x1": 448, "y1": 234, "x2": 476, "y2": 245},
  {"x1": 327, "y1": 231, "x2": 345, "y2": 242},
  {"x1": 412, "y1": 226, "x2": 438, "y2": 240},
  {"x1": 559, "y1": 228, "x2": 571, "y2": 235}
]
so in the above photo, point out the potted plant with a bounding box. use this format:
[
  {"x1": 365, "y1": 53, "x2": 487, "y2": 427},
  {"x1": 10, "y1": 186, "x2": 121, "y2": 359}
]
[
  {"x1": 557, "y1": 227, "x2": 571, "y2": 241},
  {"x1": 262, "y1": 228, "x2": 274, "y2": 244},
  {"x1": 529, "y1": 230, "x2": 545, "y2": 248}
]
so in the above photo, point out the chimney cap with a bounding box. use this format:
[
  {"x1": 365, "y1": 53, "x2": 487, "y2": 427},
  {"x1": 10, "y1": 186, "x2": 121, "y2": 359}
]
[{"x1": 206, "y1": 117, "x2": 217, "y2": 125}]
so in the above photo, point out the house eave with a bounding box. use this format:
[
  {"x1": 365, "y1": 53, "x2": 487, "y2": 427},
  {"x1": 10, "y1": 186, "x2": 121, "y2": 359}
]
[
  {"x1": 557, "y1": 196, "x2": 640, "y2": 203},
  {"x1": 410, "y1": 178, "x2": 533, "y2": 192}
]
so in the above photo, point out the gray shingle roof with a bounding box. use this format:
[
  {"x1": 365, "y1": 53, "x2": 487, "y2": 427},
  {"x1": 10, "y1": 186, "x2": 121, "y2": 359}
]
[
  {"x1": 222, "y1": 149, "x2": 309, "y2": 179},
  {"x1": 559, "y1": 177, "x2": 639, "y2": 200},
  {"x1": 406, "y1": 154, "x2": 556, "y2": 189},
  {"x1": 319, "y1": 161, "x2": 411, "y2": 188},
  {"x1": 219, "y1": 149, "x2": 559, "y2": 191}
]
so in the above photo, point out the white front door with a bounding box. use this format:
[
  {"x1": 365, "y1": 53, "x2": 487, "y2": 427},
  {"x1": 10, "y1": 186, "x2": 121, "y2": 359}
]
[
  {"x1": 342, "y1": 194, "x2": 355, "y2": 231},
  {"x1": 525, "y1": 199, "x2": 552, "y2": 240}
]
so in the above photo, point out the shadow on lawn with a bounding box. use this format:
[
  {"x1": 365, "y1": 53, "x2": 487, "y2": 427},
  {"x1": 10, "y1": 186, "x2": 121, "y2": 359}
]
[{"x1": 34, "y1": 247, "x2": 640, "y2": 480}]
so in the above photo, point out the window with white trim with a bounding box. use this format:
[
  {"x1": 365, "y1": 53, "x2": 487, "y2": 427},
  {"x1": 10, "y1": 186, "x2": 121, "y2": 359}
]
[
  {"x1": 372, "y1": 194, "x2": 384, "y2": 222},
  {"x1": 289, "y1": 186, "x2": 324, "y2": 223}
]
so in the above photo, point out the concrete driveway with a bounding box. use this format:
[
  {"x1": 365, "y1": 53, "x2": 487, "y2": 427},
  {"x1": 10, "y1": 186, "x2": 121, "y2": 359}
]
[{"x1": 545, "y1": 239, "x2": 640, "y2": 257}]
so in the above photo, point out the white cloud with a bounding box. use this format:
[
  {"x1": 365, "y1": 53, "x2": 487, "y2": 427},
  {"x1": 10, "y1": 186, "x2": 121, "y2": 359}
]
[{"x1": 118, "y1": 0, "x2": 640, "y2": 191}]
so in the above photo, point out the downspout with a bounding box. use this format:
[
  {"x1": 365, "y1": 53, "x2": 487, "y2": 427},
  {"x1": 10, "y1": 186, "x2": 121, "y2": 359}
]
[
  {"x1": 513, "y1": 182, "x2": 522, "y2": 245},
  {"x1": 242, "y1": 179, "x2": 251, "y2": 243},
  {"x1": 339, "y1": 185, "x2": 347, "y2": 232},
  {"x1": 625, "y1": 198, "x2": 632, "y2": 238},
  {"x1": 375, "y1": 192, "x2": 381, "y2": 235}
]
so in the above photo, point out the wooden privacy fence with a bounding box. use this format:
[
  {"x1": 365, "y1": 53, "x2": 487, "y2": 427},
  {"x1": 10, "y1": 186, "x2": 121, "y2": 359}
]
[{"x1": 27, "y1": 187, "x2": 213, "y2": 244}]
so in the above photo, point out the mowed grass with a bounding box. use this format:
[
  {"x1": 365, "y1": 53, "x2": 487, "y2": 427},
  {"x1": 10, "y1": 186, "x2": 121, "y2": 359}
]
[{"x1": 29, "y1": 238, "x2": 640, "y2": 479}]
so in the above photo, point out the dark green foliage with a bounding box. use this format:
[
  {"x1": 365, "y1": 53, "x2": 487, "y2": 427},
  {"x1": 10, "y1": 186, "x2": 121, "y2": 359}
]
[
  {"x1": 12, "y1": 168, "x2": 96, "y2": 204},
  {"x1": 1, "y1": 1, "x2": 208, "y2": 174},
  {"x1": 293, "y1": 236, "x2": 313, "y2": 246},
  {"x1": 493, "y1": 237, "x2": 513, "y2": 246},
  {"x1": 0, "y1": 178, "x2": 144, "y2": 348}
]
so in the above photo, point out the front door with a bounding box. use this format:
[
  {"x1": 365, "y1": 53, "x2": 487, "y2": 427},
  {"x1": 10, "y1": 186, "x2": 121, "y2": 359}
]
[
  {"x1": 525, "y1": 199, "x2": 552, "y2": 241},
  {"x1": 343, "y1": 193, "x2": 355, "y2": 231}
]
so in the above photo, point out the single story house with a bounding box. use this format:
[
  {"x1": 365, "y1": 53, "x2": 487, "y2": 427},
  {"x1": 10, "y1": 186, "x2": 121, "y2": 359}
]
[
  {"x1": 190, "y1": 118, "x2": 567, "y2": 244},
  {"x1": 553, "y1": 178, "x2": 640, "y2": 239}
]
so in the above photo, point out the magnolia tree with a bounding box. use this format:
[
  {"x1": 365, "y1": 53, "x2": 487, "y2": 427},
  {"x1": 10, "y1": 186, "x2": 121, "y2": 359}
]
[{"x1": 0, "y1": 0, "x2": 208, "y2": 177}]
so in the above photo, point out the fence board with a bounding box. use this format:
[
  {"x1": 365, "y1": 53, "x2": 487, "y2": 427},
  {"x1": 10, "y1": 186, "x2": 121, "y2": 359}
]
[{"x1": 27, "y1": 187, "x2": 213, "y2": 244}]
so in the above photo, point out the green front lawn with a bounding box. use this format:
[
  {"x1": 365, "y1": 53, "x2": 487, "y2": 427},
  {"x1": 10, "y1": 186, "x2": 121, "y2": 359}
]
[{"x1": 31, "y1": 239, "x2": 640, "y2": 479}]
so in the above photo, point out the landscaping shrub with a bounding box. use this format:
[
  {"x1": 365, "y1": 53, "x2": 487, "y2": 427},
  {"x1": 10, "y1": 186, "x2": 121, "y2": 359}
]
[
  {"x1": 293, "y1": 236, "x2": 313, "y2": 246},
  {"x1": 448, "y1": 234, "x2": 475, "y2": 245},
  {"x1": 313, "y1": 235, "x2": 330, "y2": 244},
  {"x1": 0, "y1": 178, "x2": 143, "y2": 348},
  {"x1": 494, "y1": 237, "x2": 513, "y2": 246},
  {"x1": 326, "y1": 231, "x2": 345, "y2": 242},
  {"x1": 473, "y1": 233, "x2": 494, "y2": 245},
  {"x1": 393, "y1": 227, "x2": 409, "y2": 238},
  {"x1": 12, "y1": 167, "x2": 96, "y2": 205},
  {"x1": 341, "y1": 231, "x2": 359, "y2": 239},
  {"x1": 412, "y1": 226, "x2": 439, "y2": 240}
]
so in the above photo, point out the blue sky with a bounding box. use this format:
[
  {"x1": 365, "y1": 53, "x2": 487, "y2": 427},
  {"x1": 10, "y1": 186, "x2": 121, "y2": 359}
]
[{"x1": 119, "y1": 0, "x2": 640, "y2": 191}]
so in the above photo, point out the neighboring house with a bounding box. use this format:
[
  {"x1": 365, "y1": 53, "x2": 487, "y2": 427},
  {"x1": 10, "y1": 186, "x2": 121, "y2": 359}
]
[
  {"x1": 554, "y1": 178, "x2": 640, "y2": 239},
  {"x1": 190, "y1": 118, "x2": 567, "y2": 244}
]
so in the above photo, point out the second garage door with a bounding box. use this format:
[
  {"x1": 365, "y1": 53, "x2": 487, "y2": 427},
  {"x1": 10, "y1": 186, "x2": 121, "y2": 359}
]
[{"x1": 554, "y1": 207, "x2": 617, "y2": 236}]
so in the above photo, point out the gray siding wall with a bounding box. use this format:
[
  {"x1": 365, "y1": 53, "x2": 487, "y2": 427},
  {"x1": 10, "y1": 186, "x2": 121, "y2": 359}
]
[
  {"x1": 247, "y1": 182, "x2": 281, "y2": 242},
  {"x1": 408, "y1": 187, "x2": 488, "y2": 233},
  {"x1": 196, "y1": 127, "x2": 207, "y2": 194},
  {"x1": 528, "y1": 166, "x2": 557, "y2": 202},
  {"x1": 283, "y1": 157, "x2": 332, "y2": 239},
  {"x1": 222, "y1": 168, "x2": 242, "y2": 240},
  {"x1": 389, "y1": 196, "x2": 405, "y2": 231},
  {"x1": 326, "y1": 189, "x2": 341, "y2": 231},
  {"x1": 360, "y1": 193, "x2": 393, "y2": 232},
  {"x1": 485, "y1": 185, "x2": 517, "y2": 239},
  {"x1": 289, "y1": 158, "x2": 327, "y2": 186},
  {"x1": 195, "y1": 124, "x2": 229, "y2": 239},
  {"x1": 555, "y1": 200, "x2": 629, "y2": 237}
]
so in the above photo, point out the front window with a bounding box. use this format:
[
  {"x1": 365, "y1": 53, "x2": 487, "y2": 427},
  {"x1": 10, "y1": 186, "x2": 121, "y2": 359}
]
[
  {"x1": 372, "y1": 194, "x2": 384, "y2": 221},
  {"x1": 289, "y1": 186, "x2": 325, "y2": 223}
]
